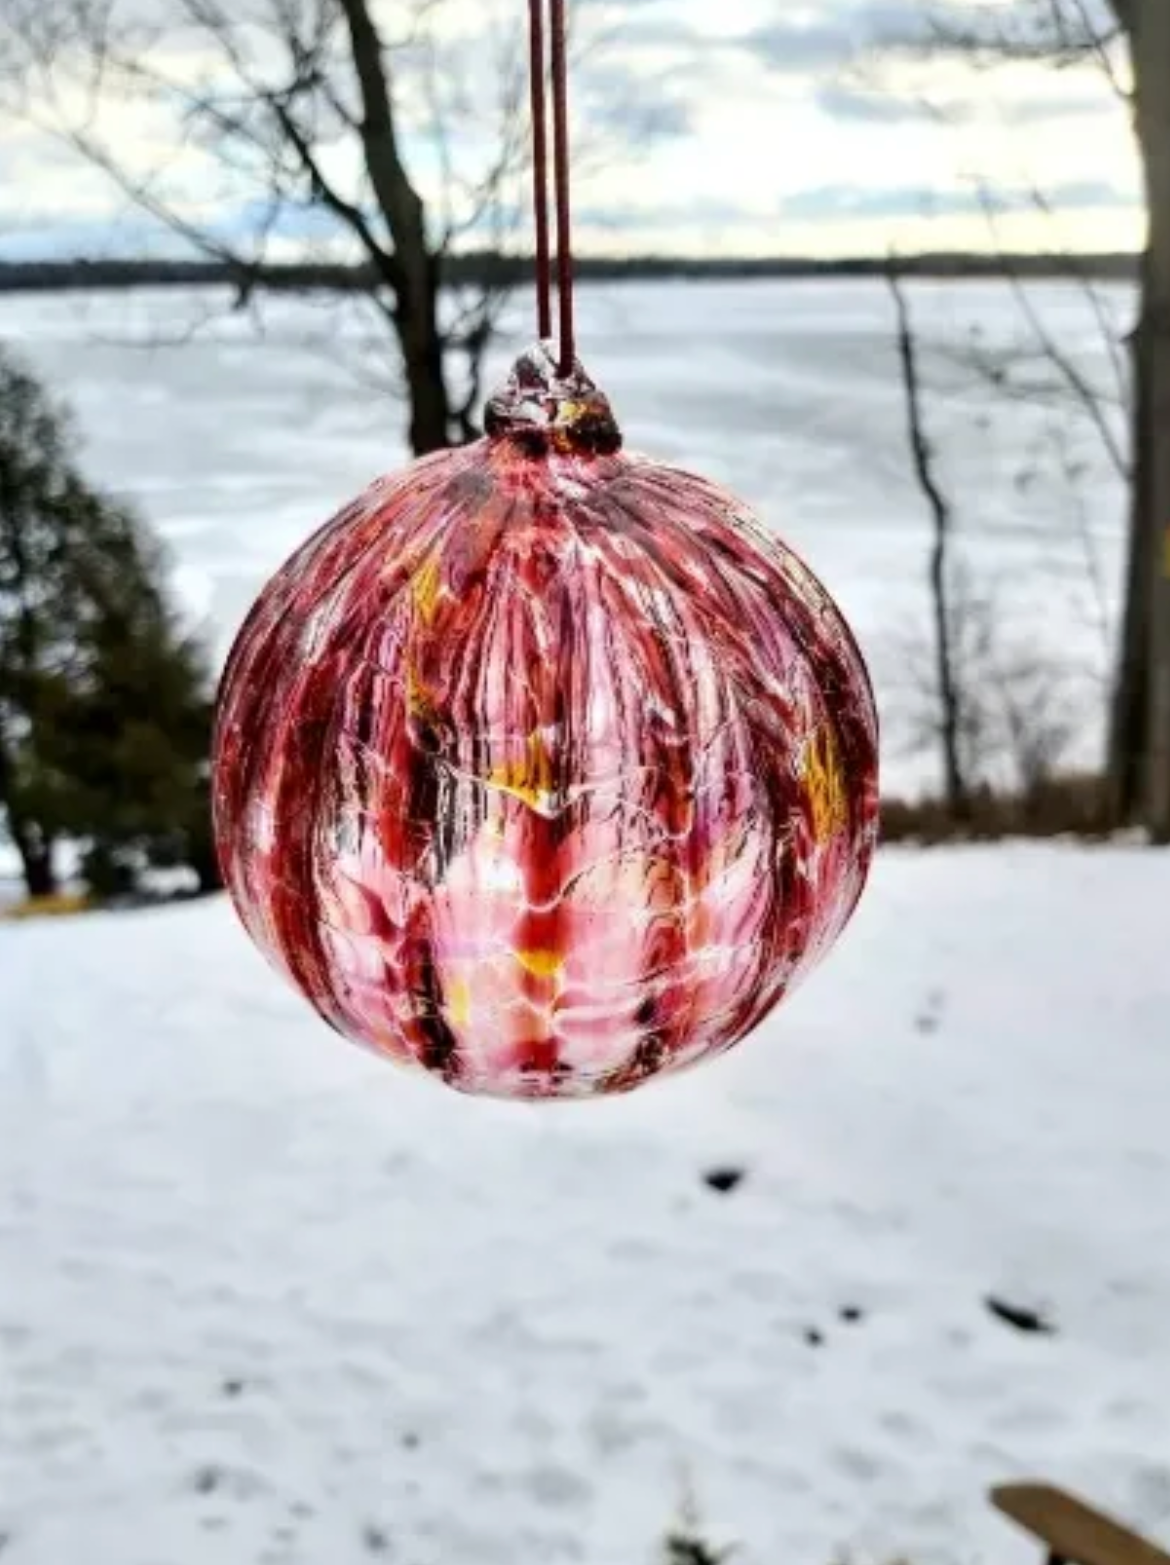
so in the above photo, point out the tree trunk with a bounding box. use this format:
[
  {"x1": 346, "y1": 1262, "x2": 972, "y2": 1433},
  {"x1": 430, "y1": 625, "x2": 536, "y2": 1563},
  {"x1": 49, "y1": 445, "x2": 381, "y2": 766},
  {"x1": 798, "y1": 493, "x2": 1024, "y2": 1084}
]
[
  {"x1": 399, "y1": 255, "x2": 452, "y2": 456},
  {"x1": 336, "y1": 0, "x2": 454, "y2": 454},
  {"x1": 0, "y1": 729, "x2": 57, "y2": 898},
  {"x1": 13, "y1": 821, "x2": 56, "y2": 899},
  {"x1": 1129, "y1": 0, "x2": 1170, "y2": 838},
  {"x1": 1107, "y1": 317, "x2": 1149, "y2": 822},
  {"x1": 192, "y1": 857, "x2": 224, "y2": 895},
  {"x1": 887, "y1": 262, "x2": 969, "y2": 818},
  {"x1": 187, "y1": 826, "x2": 224, "y2": 895}
]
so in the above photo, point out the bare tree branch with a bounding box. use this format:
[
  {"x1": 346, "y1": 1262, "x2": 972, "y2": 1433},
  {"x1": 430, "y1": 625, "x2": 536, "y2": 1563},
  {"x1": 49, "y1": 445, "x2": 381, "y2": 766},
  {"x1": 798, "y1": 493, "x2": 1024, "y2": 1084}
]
[
  {"x1": 974, "y1": 184, "x2": 1131, "y2": 480},
  {"x1": 927, "y1": 0, "x2": 1130, "y2": 103},
  {"x1": 1024, "y1": 182, "x2": 1130, "y2": 407},
  {"x1": 887, "y1": 253, "x2": 969, "y2": 816}
]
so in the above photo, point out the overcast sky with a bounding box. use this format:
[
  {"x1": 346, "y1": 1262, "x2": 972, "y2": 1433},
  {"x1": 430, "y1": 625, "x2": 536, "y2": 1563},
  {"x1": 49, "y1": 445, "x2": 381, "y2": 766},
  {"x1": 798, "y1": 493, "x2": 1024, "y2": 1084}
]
[{"x1": 0, "y1": 0, "x2": 1140, "y2": 261}]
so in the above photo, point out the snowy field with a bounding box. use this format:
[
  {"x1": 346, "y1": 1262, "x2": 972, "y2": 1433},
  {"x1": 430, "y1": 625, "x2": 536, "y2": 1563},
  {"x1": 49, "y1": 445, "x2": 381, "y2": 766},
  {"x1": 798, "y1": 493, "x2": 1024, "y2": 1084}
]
[
  {"x1": 3, "y1": 845, "x2": 1170, "y2": 1565},
  {"x1": 0, "y1": 277, "x2": 1134, "y2": 797}
]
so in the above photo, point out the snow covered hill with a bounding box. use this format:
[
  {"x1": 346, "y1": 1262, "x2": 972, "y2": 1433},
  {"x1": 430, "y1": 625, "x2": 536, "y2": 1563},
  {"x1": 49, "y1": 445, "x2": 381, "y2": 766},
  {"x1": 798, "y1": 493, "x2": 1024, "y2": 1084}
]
[{"x1": 2, "y1": 844, "x2": 1169, "y2": 1565}]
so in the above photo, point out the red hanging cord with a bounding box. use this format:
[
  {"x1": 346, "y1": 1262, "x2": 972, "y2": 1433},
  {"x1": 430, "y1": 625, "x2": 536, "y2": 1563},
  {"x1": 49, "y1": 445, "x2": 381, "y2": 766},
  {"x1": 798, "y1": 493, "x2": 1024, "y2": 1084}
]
[
  {"x1": 528, "y1": 0, "x2": 575, "y2": 374},
  {"x1": 527, "y1": 0, "x2": 552, "y2": 342},
  {"x1": 549, "y1": 0, "x2": 575, "y2": 374}
]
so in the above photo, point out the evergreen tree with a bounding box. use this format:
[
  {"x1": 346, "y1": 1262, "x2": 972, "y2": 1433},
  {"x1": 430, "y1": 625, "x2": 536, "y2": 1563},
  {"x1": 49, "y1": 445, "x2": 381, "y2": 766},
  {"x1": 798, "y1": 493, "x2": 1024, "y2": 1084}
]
[
  {"x1": 0, "y1": 345, "x2": 216, "y2": 900},
  {"x1": 0, "y1": 350, "x2": 81, "y2": 895}
]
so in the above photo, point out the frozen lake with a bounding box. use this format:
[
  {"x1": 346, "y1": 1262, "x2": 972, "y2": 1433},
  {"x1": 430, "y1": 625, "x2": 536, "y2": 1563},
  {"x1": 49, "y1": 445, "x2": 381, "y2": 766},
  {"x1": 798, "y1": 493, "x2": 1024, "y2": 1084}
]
[{"x1": 0, "y1": 277, "x2": 1133, "y2": 795}]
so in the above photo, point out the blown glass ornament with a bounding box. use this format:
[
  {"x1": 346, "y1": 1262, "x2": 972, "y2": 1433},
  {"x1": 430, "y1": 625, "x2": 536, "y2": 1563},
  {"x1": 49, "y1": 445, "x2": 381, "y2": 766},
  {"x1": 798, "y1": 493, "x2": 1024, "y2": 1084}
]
[{"x1": 213, "y1": 347, "x2": 879, "y2": 1099}]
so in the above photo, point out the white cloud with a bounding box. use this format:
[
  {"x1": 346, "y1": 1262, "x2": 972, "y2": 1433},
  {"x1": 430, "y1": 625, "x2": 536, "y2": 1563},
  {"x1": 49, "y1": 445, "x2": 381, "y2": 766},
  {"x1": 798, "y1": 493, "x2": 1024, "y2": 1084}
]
[{"x1": 0, "y1": 0, "x2": 1141, "y2": 261}]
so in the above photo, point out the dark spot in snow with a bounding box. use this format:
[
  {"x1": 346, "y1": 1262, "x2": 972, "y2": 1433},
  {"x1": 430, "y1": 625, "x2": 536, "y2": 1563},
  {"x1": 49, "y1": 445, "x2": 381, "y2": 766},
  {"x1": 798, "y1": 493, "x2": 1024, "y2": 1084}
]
[
  {"x1": 840, "y1": 1305, "x2": 864, "y2": 1324},
  {"x1": 0, "y1": 1531, "x2": 10, "y2": 1555},
  {"x1": 915, "y1": 988, "x2": 946, "y2": 1033},
  {"x1": 803, "y1": 1327, "x2": 824, "y2": 1347},
  {"x1": 193, "y1": 1465, "x2": 222, "y2": 1495},
  {"x1": 703, "y1": 1167, "x2": 745, "y2": 1194},
  {"x1": 221, "y1": 1377, "x2": 245, "y2": 1397},
  {"x1": 663, "y1": 1530, "x2": 731, "y2": 1565},
  {"x1": 984, "y1": 1295, "x2": 1056, "y2": 1335},
  {"x1": 401, "y1": 1431, "x2": 420, "y2": 1450},
  {"x1": 363, "y1": 1524, "x2": 391, "y2": 1553}
]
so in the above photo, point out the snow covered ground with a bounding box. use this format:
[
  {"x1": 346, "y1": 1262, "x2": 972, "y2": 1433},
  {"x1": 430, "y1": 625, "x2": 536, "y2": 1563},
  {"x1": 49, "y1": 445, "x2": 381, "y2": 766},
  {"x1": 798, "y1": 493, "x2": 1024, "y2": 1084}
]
[
  {"x1": 3, "y1": 844, "x2": 1170, "y2": 1565},
  {"x1": 0, "y1": 277, "x2": 1133, "y2": 797}
]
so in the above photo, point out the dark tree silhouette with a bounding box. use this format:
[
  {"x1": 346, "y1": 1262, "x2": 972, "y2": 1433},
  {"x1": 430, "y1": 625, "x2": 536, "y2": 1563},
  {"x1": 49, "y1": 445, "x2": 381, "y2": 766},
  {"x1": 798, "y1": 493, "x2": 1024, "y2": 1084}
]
[{"x1": 0, "y1": 346, "x2": 214, "y2": 899}]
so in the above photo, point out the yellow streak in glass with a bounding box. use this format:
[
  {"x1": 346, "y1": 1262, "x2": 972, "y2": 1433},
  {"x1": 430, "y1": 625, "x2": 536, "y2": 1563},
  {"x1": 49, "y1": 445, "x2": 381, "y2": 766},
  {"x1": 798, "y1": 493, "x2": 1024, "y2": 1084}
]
[
  {"x1": 411, "y1": 554, "x2": 442, "y2": 623},
  {"x1": 486, "y1": 732, "x2": 555, "y2": 809},
  {"x1": 446, "y1": 976, "x2": 471, "y2": 1027},
  {"x1": 804, "y1": 727, "x2": 846, "y2": 842},
  {"x1": 406, "y1": 665, "x2": 436, "y2": 717},
  {"x1": 515, "y1": 948, "x2": 563, "y2": 979}
]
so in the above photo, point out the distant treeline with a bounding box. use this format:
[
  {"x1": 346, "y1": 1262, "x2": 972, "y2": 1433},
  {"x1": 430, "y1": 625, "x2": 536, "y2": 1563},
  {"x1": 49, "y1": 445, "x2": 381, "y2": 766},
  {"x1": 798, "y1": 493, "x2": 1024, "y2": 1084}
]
[{"x1": 0, "y1": 251, "x2": 1141, "y2": 294}]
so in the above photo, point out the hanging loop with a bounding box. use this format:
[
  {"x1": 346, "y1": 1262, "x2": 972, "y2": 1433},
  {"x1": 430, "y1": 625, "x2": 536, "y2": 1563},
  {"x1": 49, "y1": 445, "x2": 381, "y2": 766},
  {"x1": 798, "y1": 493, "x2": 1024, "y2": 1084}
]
[
  {"x1": 526, "y1": 0, "x2": 552, "y2": 342},
  {"x1": 527, "y1": 0, "x2": 575, "y2": 375}
]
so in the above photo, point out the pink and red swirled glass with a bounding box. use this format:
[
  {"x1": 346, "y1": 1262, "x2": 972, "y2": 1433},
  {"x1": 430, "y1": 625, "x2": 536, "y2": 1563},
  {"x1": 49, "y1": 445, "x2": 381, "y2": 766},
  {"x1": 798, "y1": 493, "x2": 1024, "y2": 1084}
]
[{"x1": 213, "y1": 347, "x2": 879, "y2": 1099}]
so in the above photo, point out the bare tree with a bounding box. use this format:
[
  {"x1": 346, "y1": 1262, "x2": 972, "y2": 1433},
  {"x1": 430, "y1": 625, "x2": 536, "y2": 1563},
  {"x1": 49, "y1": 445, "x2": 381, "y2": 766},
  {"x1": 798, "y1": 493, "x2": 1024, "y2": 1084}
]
[
  {"x1": 0, "y1": 0, "x2": 532, "y2": 455},
  {"x1": 886, "y1": 252, "x2": 1104, "y2": 817},
  {"x1": 915, "y1": 0, "x2": 1170, "y2": 835},
  {"x1": 887, "y1": 256, "x2": 970, "y2": 816},
  {"x1": 894, "y1": 551, "x2": 1087, "y2": 809}
]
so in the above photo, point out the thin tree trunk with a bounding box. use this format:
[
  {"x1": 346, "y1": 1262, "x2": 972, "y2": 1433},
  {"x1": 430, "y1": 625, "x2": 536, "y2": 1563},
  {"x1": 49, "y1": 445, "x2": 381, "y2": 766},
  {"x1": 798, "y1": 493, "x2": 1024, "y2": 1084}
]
[
  {"x1": 1107, "y1": 317, "x2": 1149, "y2": 821},
  {"x1": 1106, "y1": 0, "x2": 1170, "y2": 833},
  {"x1": 1131, "y1": 0, "x2": 1170, "y2": 840},
  {"x1": 887, "y1": 262, "x2": 968, "y2": 817}
]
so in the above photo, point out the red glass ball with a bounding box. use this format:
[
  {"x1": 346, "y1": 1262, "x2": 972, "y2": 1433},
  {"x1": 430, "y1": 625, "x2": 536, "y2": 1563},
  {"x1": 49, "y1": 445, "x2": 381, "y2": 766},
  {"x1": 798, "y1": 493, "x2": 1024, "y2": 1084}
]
[{"x1": 213, "y1": 348, "x2": 878, "y2": 1098}]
